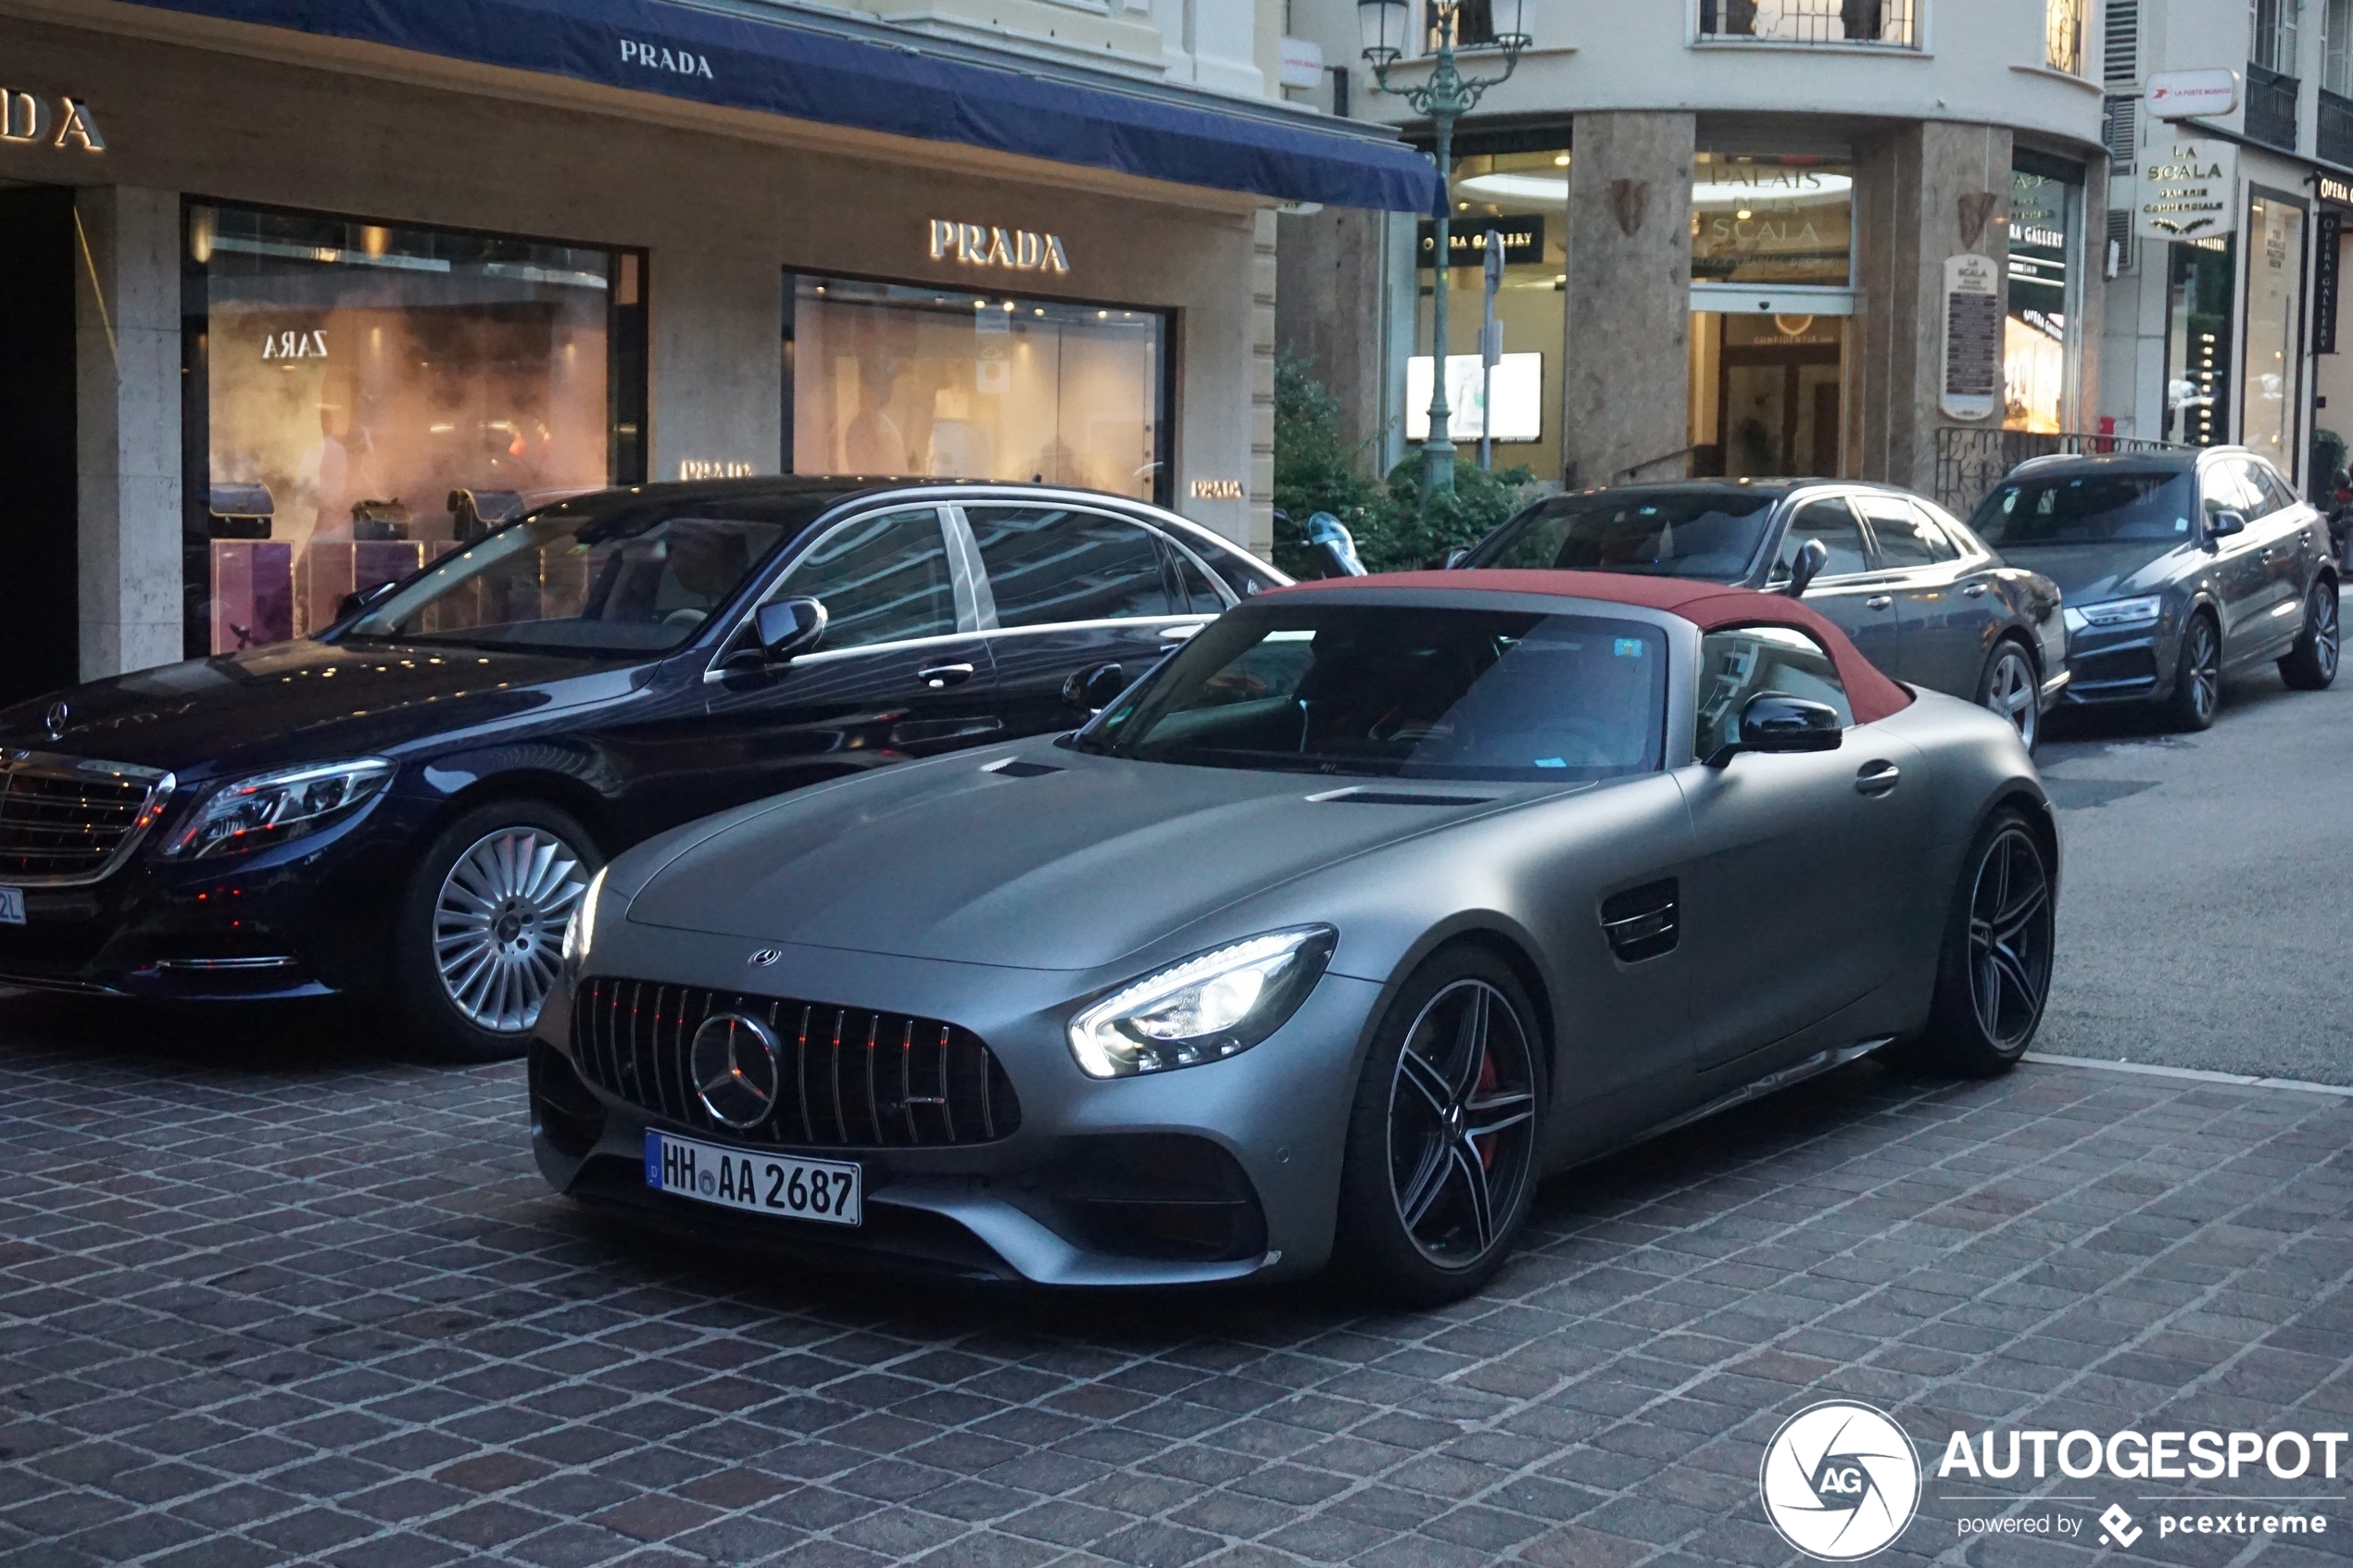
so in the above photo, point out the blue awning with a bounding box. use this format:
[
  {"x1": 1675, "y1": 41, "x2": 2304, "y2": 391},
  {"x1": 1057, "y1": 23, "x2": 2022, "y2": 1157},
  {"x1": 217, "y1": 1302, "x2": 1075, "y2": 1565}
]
[{"x1": 118, "y1": 0, "x2": 1442, "y2": 214}]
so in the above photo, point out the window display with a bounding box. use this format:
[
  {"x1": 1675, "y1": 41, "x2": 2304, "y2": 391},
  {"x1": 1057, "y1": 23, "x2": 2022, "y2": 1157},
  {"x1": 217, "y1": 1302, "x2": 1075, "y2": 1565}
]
[
  {"x1": 2164, "y1": 239, "x2": 2235, "y2": 446},
  {"x1": 2241, "y1": 194, "x2": 2307, "y2": 472},
  {"x1": 786, "y1": 277, "x2": 1169, "y2": 504},
  {"x1": 182, "y1": 204, "x2": 646, "y2": 657},
  {"x1": 2006, "y1": 158, "x2": 2083, "y2": 433}
]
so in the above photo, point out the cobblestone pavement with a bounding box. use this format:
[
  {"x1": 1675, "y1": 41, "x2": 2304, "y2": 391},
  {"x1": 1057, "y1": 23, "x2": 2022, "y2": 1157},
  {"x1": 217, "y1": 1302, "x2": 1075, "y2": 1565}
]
[{"x1": 3, "y1": 1002, "x2": 2350, "y2": 1568}]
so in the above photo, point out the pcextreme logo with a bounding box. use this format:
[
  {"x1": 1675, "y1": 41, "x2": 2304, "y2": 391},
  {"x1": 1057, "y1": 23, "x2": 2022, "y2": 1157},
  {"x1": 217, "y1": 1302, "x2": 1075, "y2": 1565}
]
[{"x1": 1759, "y1": 1401, "x2": 1922, "y2": 1561}]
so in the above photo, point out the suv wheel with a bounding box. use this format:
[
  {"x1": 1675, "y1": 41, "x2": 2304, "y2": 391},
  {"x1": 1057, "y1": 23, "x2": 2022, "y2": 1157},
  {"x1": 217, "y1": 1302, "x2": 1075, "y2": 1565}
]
[
  {"x1": 2278, "y1": 580, "x2": 2341, "y2": 691},
  {"x1": 396, "y1": 801, "x2": 599, "y2": 1063},
  {"x1": 2162, "y1": 613, "x2": 2221, "y2": 732}
]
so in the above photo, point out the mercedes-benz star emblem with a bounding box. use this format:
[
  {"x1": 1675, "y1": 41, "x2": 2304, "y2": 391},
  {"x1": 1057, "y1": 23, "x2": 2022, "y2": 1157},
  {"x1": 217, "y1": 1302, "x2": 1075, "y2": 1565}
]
[
  {"x1": 41, "y1": 701, "x2": 68, "y2": 741},
  {"x1": 747, "y1": 947, "x2": 784, "y2": 967},
  {"x1": 688, "y1": 1012, "x2": 783, "y2": 1130}
]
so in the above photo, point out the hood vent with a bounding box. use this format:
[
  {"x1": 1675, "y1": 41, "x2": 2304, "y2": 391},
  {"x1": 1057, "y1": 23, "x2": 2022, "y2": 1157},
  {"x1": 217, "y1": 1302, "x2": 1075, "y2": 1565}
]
[
  {"x1": 983, "y1": 759, "x2": 1063, "y2": 779},
  {"x1": 1309, "y1": 787, "x2": 1494, "y2": 808}
]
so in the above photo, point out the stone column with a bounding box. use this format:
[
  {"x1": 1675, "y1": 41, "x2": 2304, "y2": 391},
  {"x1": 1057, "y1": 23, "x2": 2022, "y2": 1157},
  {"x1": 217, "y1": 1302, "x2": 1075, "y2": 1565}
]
[
  {"x1": 1848, "y1": 121, "x2": 2015, "y2": 499},
  {"x1": 650, "y1": 244, "x2": 784, "y2": 482},
  {"x1": 1276, "y1": 205, "x2": 1394, "y2": 482},
  {"x1": 1249, "y1": 207, "x2": 1278, "y2": 557},
  {"x1": 75, "y1": 185, "x2": 182, "y2": 679},
  {"x1": 1563, "y1": 112, "x2": 1695, "y2": 490}
]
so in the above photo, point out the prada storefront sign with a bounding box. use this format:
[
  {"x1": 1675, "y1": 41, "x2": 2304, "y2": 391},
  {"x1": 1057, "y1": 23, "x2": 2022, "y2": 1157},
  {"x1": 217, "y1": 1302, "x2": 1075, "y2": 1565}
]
[
  {"x1": 928, "y1": 219, "x2": 1071, "y2": 274},
  {"x1": 1416, "y1": 213, "x2": 1542, "y2": 269},
  {"x1": 1, "y1": 89, "x2": 105, "y2": 150}
]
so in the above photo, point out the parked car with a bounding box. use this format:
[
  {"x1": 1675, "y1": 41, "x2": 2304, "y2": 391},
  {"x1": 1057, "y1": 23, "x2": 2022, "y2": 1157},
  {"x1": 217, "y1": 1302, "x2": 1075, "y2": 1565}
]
[
  {"x1": 1965, "y1": 447, "x2": 2340, "y2": 729},
  {"x1": 1455, "y1": 481, "x2": 2069, "y2": 750},
  {"x1": 532, "y1": 570, "x2": 2057, "y2": 1302},
  {"x1": 0, "y1": 479, "x2": 1286, "y2": 1060}
]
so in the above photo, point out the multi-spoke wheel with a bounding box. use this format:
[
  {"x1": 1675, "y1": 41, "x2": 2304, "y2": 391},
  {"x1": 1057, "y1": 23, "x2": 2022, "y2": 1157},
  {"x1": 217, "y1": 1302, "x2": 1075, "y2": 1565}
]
[
  {"x1": 397, "y1": 801, "x2": 602, "y2": 1062},
  {"x1": 2279, "y1": 579, "x2": 2341, "y2": 691},
  {"x1": 434, "y1": 827, "x2": 591, "y2": 1032},
  {"x1": 1977, "y1": 642, "x2": 2040, "y2": 753},
  {"x1": 1906, "y1": 809, "x2": 2055, "y2": 1077},
  {"x1": 2163, "y1": 613, "x2": 2221, "y2": 733},
  {"x1": 1336, "y1": 947, "x2": 1545, "y2": 1304}
]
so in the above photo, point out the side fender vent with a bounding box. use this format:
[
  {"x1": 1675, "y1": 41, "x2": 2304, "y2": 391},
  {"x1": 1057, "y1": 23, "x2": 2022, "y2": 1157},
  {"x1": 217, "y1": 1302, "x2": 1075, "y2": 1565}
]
[{"x1": 1600, "y1": 878, "x2": 1679, "y2": 962}]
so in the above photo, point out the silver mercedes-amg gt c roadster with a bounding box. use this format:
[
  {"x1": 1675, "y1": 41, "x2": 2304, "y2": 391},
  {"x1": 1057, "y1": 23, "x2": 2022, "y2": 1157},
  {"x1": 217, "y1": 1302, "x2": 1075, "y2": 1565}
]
[{"x1": 531, "y1": 571, "x2": 2058, "y2": 1303}]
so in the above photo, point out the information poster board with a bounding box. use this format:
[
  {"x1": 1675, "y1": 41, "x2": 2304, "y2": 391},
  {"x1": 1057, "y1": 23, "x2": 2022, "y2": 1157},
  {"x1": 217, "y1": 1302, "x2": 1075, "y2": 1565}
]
[{"x1": 1941, "y1": 253, "x2": 2001, "y2": 421}]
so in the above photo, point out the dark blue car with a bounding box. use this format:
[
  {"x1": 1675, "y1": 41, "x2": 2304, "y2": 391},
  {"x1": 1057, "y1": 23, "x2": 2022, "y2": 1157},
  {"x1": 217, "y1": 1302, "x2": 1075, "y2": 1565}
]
[{"x1": 0, "y1": 480, "x2": 1282, "y2": 1060}]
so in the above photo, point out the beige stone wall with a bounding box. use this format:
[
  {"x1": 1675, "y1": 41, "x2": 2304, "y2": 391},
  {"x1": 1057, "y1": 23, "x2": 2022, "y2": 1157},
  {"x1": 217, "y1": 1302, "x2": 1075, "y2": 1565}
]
[
  {"x1": 1848, "y1": 121, "x2": 2016, "y2": 495},
  {"x1": 1562, "y1": 112, "x2": 1696, "y2": 490},
  {"x1": 1275, "y1": 206, "x2": 1395, "y2": 481}
]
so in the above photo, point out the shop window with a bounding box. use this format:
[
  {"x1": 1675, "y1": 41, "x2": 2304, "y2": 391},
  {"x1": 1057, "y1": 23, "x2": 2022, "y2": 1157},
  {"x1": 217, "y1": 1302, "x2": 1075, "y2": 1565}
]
[
  {"x1": 1414, "y1": 147, "x2": 1570, "y2": 479},
  {"x1": 2242, "y1": 194, "x2": 2307, "y2": 473},
  {"x1": 2006, "y1": 159, "x2": 2083, "y2": 433},
  {"x1": 182, "y1": 204, "x2": 645, "y2": 659},
  {"x1": 2164, "y1": 239, "x2": 2236, "y2": 446},
  {"x1": 1691, "y1": 153, "x2": 1853, "y2": 287},
  {"x1": 785, "y1": 276, "x2": 1169, "y2": 506}
]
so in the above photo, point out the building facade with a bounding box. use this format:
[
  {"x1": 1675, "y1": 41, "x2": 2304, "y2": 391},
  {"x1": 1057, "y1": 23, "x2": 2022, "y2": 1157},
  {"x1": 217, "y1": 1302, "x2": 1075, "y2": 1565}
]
[
  {"x1": 2, "y1": 0, "x2": 1429, "y2": 706},
  {"x1": 1277, "y1": 0, "x2": 2113, "y2": 513}
]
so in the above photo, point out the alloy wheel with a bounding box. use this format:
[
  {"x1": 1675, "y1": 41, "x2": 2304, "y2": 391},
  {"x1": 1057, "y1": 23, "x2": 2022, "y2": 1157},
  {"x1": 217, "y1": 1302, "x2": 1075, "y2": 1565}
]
[
  {"x1": 1965, "y1": 824, "x2": 2053, "y2": 1053},
  {"x1": 1387, "y1": 978, "x2": 1538, "y2": 1267},
  {"x1": 434, "y1": 826, "x2": 591, "y2": 1033},
  {"x1": 2183, "y1": 619, "x2": 2221, "y2": 723},
  {"x1": 2313, "y1": 585, "x2": 2341, "y2": 683},
  {"x1": 1982, "y1": 646, "x2": 2038, "y2": 750}
]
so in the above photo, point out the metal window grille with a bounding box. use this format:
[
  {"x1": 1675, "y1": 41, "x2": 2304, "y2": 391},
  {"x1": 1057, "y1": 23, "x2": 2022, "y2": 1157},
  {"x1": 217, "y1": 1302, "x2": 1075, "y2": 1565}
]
[
  {"x1": 2103, "y1": 0, "x2": 2139, "y2": 83},
  {"x1": 2102, "y1": 93, "x2": 2138, "y2": 169},
  {"x1": 2246, "y1": 60, "x2": 2301, "y2": 150},
  {"x1": 1696, "y1": 0, "x2": 1918, "y2": 45}
]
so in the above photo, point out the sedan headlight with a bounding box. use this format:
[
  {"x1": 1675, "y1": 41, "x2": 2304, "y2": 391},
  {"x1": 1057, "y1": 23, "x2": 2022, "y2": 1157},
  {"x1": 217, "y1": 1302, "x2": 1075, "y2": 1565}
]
[
  {"x1": 164, "y1": 759, "x2": 394, "y2": 859},
  {"x1": 1067, "y1": 925, "x2": 1336, "y2": 1079},
  {"x1": 2063, "y1": 594, "x2": 2164, "y2": 633},
  {"x1": 561, "y1": 864, "x2": 609, "y2": 980}
]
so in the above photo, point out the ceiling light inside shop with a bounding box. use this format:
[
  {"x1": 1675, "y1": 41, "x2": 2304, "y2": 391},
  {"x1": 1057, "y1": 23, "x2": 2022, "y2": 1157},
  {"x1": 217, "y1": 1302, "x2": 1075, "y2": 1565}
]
[
  {"x1": 1003, "y1": 300, "x2": 1017, "y2": 311},
  {"x1": 1553, "y1": 153, "x2": 1569, "y2": 166}
]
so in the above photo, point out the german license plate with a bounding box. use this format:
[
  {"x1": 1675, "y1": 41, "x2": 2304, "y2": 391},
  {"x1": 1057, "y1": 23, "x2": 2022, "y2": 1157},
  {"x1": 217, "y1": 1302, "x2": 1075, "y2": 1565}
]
[
  {"x1": 0, "y1": 888, "x2": 22, "y2": 925},
  {"x1": 645, "y1": 1131, "x2": 860, "y2": 1226}
]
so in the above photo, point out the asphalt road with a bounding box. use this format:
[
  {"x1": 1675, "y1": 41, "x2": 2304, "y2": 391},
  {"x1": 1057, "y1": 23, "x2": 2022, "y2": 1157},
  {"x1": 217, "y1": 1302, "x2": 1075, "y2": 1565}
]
[{"x1": 2032, "y1": 586, "x2": 2353, "y2": 1085}]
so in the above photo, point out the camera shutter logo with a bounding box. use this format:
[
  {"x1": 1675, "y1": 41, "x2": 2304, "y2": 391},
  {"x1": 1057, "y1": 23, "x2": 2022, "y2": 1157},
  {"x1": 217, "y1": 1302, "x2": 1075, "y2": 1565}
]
[
  {"x1": 689, "y1": 1012, "x2": 783, "y2": 1130},
  {"x1": 1759, "y1": 1400, "x2": 1921, "y2": 1560}
]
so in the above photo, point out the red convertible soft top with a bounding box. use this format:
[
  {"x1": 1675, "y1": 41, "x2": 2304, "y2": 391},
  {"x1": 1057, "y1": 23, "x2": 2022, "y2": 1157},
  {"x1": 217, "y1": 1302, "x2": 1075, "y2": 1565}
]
[{"x1": 1267, "y1": 569, "x2": 1915, "y2": 724}]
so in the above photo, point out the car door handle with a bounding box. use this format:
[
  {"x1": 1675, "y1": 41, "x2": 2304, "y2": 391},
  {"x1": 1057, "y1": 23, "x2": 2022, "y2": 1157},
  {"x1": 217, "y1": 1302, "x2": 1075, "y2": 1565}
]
[
  {"x1": 1865, "y1": 595, "x2": 1894, "y2": 610},
  {"x1": 1962, "y1": 582, "x2": 1990, "y2": 597},
  {"x1": 916, "y1": 661, "x2": 976, "y2": 689},
  {"x1": 1855, "y1": 759, "x2": 1900, "y2": 796}
]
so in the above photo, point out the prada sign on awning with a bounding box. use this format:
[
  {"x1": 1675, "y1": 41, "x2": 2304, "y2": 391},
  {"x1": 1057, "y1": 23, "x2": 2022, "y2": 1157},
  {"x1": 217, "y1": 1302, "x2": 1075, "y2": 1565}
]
[
  {"x1": 1416, "y1": 214, "x2": 1543, "y2": 269},
  {"x1": 1, "y1": 90, "x2": 106, "y2": 150}
]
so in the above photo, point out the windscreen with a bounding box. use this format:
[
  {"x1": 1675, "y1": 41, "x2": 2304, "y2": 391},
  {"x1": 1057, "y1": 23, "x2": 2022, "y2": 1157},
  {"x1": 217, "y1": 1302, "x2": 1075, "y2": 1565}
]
[
  {"x1": 341, "y1": 497, "x2": 836, "y2": 653},
  {"x1": 1085, "y1": 603, "x2": 1667, "y2": 783},
  {"x1": 1466, "y1": 490, "x2": 1780, "y2": 579},
  {"x1": 1968, "y1": 470, "x2": 2198, "y2": 547}
]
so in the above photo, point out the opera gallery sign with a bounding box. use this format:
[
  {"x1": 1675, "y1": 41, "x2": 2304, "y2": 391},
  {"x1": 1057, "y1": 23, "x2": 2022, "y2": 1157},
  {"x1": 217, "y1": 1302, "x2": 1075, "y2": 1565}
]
[{"x1": 2133, "y1": 141, "x2": 2237, "y2": 242}]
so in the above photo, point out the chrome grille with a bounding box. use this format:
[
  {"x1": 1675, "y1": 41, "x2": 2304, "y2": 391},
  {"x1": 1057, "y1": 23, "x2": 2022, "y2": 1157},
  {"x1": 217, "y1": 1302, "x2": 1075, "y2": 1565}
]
[
  {"x1": 570, "y1": 977, "x2": 1020, "y2": 1148},
  {"x1": 0, "y1": 752, "x2": 173, "y2": 884}
]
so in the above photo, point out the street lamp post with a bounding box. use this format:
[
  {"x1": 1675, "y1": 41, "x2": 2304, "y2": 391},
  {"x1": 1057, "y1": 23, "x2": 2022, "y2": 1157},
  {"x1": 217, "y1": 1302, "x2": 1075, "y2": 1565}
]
[{"x1": 1359, "y1": 0, "x2": 1530, "y2": 498}]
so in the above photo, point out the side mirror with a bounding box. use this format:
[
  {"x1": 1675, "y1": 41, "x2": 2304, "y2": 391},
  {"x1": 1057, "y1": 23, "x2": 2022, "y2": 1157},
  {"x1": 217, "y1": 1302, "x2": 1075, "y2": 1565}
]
[
  {"x1": 754, "y1": 596, "x2": 828, "y2": 662},
  {"x1": 1704, "y1": 692, "x2": 1843, "y2": 767},
  {"x1": 335, "y1": 579, "x2": 400, "y2": 621},
  {"x1": 1781, "y1": 537, "x2": 1831, "y2": 598},
  {"x1": 1442, "y1": 547, "x2": 1470, "y2": 570},
  {"x1": 2204, "y1": 510, "x2": 2246, "y2": 546},
  {"x1": 1062, "y1": 660, "x2": 1128, "y2": 714}
]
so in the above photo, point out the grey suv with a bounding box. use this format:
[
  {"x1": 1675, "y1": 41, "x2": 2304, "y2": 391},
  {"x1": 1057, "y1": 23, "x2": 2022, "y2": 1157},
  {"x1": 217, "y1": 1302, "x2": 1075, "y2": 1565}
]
[{"x1": 1967, "y1": 448, "x2": 2340, "y2": 731}]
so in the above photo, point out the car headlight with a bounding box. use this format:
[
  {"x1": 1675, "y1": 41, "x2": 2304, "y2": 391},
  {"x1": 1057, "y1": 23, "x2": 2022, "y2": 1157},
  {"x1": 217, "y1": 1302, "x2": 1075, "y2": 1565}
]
[
  {"x1": 164, "y1": 759, "x2": 394, "y2": 859},
  {"x1": 2064, "y1": 594, "x2": 2164, "y2": 633},
  {"x1": 561, "y1": 864, "x2": 609, "y2": 981},
  {"x1": 1067, "y1": 925, "x2": 1336, "y2": 1079}
]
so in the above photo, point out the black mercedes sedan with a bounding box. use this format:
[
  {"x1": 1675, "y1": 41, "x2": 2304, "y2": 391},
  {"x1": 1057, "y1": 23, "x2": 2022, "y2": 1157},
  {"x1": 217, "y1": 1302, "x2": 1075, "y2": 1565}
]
[
  {"x1": 0, "y1": 479, "x2": 1283, "y2": 1060},
  {"x1": 1458, "y1": 480, "x2": 2070, "y2": 750},
  {"x1": 1965, "y1": 448, "x2": 2339, "y2": 730}
]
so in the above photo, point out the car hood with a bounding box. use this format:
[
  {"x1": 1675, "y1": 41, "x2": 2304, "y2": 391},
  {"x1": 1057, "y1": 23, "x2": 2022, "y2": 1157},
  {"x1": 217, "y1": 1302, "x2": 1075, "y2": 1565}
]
[
  {"x1": 624, "y1": 748, "x2": 1527, "y2": 972},
  {"x1": 0, "y1": 640, "x2": 644, "y2": 777},
  {"x1": 1995, "y1": 541, "x2": 2197, "y2": 604}
]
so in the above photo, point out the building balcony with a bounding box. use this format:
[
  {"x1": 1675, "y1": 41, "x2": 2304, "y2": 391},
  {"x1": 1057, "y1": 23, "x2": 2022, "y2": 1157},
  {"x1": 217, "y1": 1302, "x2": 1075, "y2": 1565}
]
[
  {"x1": 2246, "y1": 62, "x2": 2299, "y2": 152},
  {"x1": 1696, "y1": 0, "x2": 1918, "y2": 46},
  {"x1": 2322, "y1": 87, "x2": 2353, "y2": 168}
]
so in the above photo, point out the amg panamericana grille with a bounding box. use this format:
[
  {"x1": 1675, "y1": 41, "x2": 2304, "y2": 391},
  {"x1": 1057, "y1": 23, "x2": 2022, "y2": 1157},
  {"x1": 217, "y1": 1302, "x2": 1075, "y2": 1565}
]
[
  {"x1": 0, "y1": 754, "x2": 170, "y2": 882},
  {"x1": 570, "y1": 976, "x2": 1020, "y2": 1148}
]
